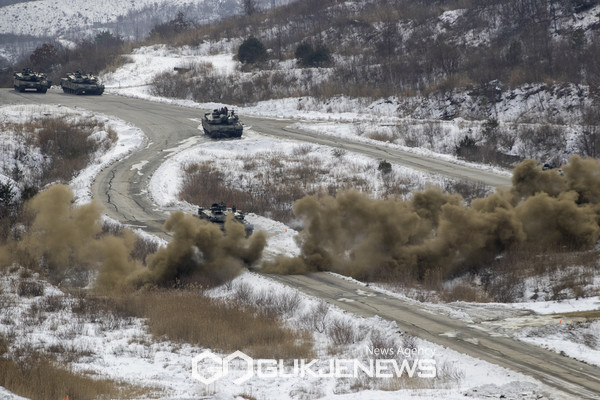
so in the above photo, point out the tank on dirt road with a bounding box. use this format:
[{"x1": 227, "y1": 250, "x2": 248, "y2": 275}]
[
  {"x1": 60, "y1": 71, "x2": 105, "y2": 95},
  {"x1": 197, "y1": 202, "x2": 254, "y2": 237},
  {"x1": 201, "y1": 107, "x2": 243, "y2": 139},
  {"x1": 13, "y1": 68, "x2": 51, "y2": 93}
]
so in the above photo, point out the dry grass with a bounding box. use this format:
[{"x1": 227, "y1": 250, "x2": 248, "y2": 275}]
[
  {"x1": 103, "y1": 54, "x2": 134, "y2": 74},
  {"x1": 180, "y1": 151, "x2": 414, "y2": 224},
  {"x1": 112, "y1": 289, "x2": 313, "y2": 360},
  {"x1": 35, "y1": 118, "x2": 117, "y2": 183},
  {"x1": 481, "y1": 248, "x2": 600, "y2": 302},
  {"x1": 0, "y1": 354, "x2": 151, "y2": 400},
  {"x1": 0, "y1": 281, "x2": 312, "y2": 398},
  {"x1": 552, "y1": 310, "x2": 600, "y2": 321},
  {"x1": 440, "y1": 283, "x2": 490, "y2": 303},
  {"x1": 2, "y1": 117, "x2": 117, "y2": 191},
  {"x1": 366, "y1": 131, "x2": 396, "y2": 143}
]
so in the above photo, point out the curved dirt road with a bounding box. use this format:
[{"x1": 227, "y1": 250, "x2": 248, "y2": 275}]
[{"x1": 1, "y1": 89, "x2": 597, "y2": 399}]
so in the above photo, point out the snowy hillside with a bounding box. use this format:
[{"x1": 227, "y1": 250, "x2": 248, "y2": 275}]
[
  {"x1": 0, "y1": 0, "x2": 294, "y2": 38},
  {"x1": 102, "y1": 43, "x2": 596, "y2": 168},
  {"x1": 0, "y1": 0, "x2": 291, "y2": 64},
  {"x1": 0, "y1": 0, "x2": 235, "y2": 38}
]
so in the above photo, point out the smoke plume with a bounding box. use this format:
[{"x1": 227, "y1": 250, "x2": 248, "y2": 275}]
[
  {"x1": 129, "y1": 211, "x2": 266, "y2": 288},
  {"x1": 0, "y1": 185, "x2": 143, "y2": 285},
  {"x1": 266, "y1": 156, "x2": 600, "y2": 281},
  {"x1": 0, "y1": 185, "x2": 266, "y2": 289}
]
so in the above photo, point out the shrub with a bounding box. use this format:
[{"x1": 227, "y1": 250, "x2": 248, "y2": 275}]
[
  {"x1": 148, "y1": 12, "x2": 191, "y2": 40},
  {"x1": 327, "y1": 317, "x2": 355, "y2": 346},
  {"x1": 17, "y1": 280, "x2": 44, "y2": 297},
  {"x1": 455, "y1": 135, "x2": 477, "y2": 159},
  {"x1": 150, "y1": 71, "x2": 190, "y2": 98},
  {"x1": 238, "y1": 36, "x2": 267, "y2": 64},
  {"x1": 295, "y1": 42, "x2": 313, "y2": 63},
  {"x1": 378, "y1": 159, "x2": 392, "y2": 175},
  {"x1": 310, "y1": 45, "x2": 332, "y2": 66},
  {"x1": 0, "y1": 181, "x2": 16, "y2": 218},
  {"x1": 301, "y1": 301, "x2": 330, "y2": 333},
  {"x1": 295, "y1": 42, "x2": 332, "y2": 67}
]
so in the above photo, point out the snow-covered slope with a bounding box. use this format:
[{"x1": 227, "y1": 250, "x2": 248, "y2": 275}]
[
  {"x1": 0, "y1": 0, "x2": 293, "y2": 38},
  {"x1": 0, "y1": 0, "x2": 228, "y2": 37}
]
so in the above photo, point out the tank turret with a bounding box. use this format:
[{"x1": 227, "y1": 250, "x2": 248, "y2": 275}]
[
  {"x1": 201, "y1": 107, "x2": 243, "y2": 139},
  {"x1": 13, "y1": 68, "x2": 51, "y2": 93}
]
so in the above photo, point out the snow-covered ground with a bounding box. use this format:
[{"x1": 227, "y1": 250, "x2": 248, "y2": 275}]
[
  {"x1": 0, "y1": 93, "x2": 580, "y2": 400},
  {"x1": 0, "y1": 268, "x2": 561, "y2": 400}
]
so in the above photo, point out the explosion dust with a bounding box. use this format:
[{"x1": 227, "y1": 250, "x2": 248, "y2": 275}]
[
  {"x1": 0, "y1": 185, "x2": 266, "y2": 289},
  {"x1": 129, "y1": 211, "x2": 266, "y2": 288},
  {"x1": 265, "y1": 156, "x2": 600, "y2": 281}
]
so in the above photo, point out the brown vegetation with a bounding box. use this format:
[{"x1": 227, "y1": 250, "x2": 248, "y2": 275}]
[
  {"x1": 108, "y1": 288, "x2": 313, "y2": 359},
  {"x1": 179, "y1": 151, "x2": 414, "y2": 224},
  {"x1": 0, "y1": 353, "x2": 149, "y2": 400},
  {"x1": 1, "y1": 116, "x2": 117, "y2": 192},
  {"x1": 35, "y1": 118, "x2": 117, "y2": 183}
]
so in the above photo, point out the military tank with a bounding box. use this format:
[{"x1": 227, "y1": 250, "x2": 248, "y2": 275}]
[
  {"x1": 60, "y1": 71, "x2": 104, "y2": 95},
  {"x1": 13, "y1": 68, "x2": 51, "y2": 93},
  {"x1": 197, "y1": 202, "x2": 254, "y2": 237},
  {"x1": 201, "y1": 107, "x2": 243, "y2": 139}
]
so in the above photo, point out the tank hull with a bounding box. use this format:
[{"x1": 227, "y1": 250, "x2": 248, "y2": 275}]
[{"x1": 201, "y1": 109, "x2": 243, "y2": 139}]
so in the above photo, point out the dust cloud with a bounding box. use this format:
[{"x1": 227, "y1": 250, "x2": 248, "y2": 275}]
[
  {"x1": 0, "y1": 185, "x2": 143, "y2": 285},
  {"x1": 265, "y1": 156, "x2": 600, "y2": 281},
  {"x1": 5, "y1": 155, "x2": 599, "y2": 286},
  {"x1": 0, "y1": 185, "x2": 266, "y2": 289},
  {"x1": 129, "y1": 211, "x2": 266, "y2": 288}
]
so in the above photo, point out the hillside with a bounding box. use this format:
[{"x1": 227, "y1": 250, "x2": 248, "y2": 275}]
[
  {"x1": 178, "y1": 0, "x2": 600, "y2": 92},
  {"x1": 74, "y1": 0, "x2": 596, "y2": 169},
  {"x1": 0, "y1": 0, "x2": 290, "y2": 65}
]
